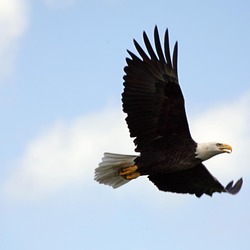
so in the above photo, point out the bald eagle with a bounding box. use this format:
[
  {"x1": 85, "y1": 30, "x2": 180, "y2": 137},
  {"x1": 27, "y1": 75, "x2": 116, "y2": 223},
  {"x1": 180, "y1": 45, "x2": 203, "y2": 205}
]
[{"x1": 94, "y1": 26, "x2": 243, "y2": 197}]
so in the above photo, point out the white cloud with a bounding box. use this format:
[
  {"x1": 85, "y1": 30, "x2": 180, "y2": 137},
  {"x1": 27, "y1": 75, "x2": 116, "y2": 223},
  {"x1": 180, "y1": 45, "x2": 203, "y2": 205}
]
[
  {"x1": 3, "y1": 107, "x2": 135, "y2": 201},
  {"x1": 0, "y1": 0, "x2": 28, "y2": 81},
  {"x1": 3, "y1": 92, "x2": 250, "y2": 201},
  {"x1": 190, "y1": 93, "x2": 250, "y2": 179}
]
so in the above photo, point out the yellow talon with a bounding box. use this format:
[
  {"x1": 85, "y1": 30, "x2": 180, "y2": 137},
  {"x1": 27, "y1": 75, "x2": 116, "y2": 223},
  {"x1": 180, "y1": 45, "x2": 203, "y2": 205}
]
[
  {"x1": 124, "y1": 172, "x2": 140, "y2": 180},
  {"x1": 119, "y1": 165, "x2": 138, "y2": 176},
  {"x1": 119, "y1": 165, "x2": 140, "y2": 180}
]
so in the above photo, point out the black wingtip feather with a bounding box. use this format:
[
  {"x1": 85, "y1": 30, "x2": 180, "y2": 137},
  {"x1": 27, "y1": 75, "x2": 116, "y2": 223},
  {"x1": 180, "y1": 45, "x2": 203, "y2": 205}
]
[
  {"x1": 143, "y1": 31, "x2": 158, "y2": 61},
  {"x1": 126, "y1": 49, "x2": 141, "y2": 62},
  {"x1": 225, "y1": 178, "x2": 243, "y2": 195},
  {"x1": 154, "y1": 26, "x2": 165, "y2": 63},
  {"x1": 164, "y1": 29, "x2": 172, "y2": 68},
  {"x1": 133, "y1": 39, "x2": 150, "y2": 62},
  {"x1": 173, "y1": 42, "x2": 178, "y2": 76}
]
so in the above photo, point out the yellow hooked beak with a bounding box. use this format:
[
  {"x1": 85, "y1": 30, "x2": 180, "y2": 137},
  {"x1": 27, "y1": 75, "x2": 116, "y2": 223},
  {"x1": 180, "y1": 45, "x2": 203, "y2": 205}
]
[{"x1": 218, "y1": 143, "x2": 232, "y2": 153}]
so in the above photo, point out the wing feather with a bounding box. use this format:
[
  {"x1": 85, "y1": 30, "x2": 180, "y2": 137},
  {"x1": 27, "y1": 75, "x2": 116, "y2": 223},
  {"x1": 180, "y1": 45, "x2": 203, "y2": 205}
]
[
  {"x1": 148, "y1": 163, "x2": 243, "y2": 197},
  {"x1": 172, "y1": 42, "x2": 178, "y2": 76},
  {"x1": 122, "y1": 26, "x2": 192, "y2": 151},
  {"x1": 143, "y1": 31, "x2": 158, "y2": 61},
  {"x1": 164, "y1": 29, "x2": 173, "y2": 67},
  {"x1": 154, "y1": 26, "x2": 166, "y2": 63},
  {"x1": 133, "y1": 40, "x2": 151, "y2": 62}
]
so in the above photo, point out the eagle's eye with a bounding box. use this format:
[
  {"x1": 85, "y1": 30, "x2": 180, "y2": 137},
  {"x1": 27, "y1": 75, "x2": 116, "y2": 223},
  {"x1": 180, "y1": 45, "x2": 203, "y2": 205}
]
[{"x1": 216, "y1": 143, "x2": 222, "y2": 147}]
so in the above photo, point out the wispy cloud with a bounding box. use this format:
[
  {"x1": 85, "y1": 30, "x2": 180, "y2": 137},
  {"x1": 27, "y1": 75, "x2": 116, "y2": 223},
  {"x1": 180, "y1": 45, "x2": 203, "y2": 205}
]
[
  {"x1": 190, "y1": 93, "x2": 250, "y2": 179},
  {"x1": 3, "y1": 92, "x2": 250, "y2": 201},
  {"x1": 3, "y1": 107, "x2": 134, "y2": 201},
  {"x1": 0, "y1": 0, "x2": 28, "y2": 81}
]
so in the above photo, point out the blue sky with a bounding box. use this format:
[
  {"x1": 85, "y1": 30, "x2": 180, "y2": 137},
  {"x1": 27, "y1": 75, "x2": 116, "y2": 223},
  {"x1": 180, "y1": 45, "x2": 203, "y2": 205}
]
[{"x1": 1, "y1": 0, "x2": 250, "y2": 249}]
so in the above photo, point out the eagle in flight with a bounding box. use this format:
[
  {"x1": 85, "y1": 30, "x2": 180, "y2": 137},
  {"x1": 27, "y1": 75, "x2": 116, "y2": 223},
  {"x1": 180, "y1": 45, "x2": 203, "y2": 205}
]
[{"x1": 94, "y1": 26, "x2": 243, "y2": 197}]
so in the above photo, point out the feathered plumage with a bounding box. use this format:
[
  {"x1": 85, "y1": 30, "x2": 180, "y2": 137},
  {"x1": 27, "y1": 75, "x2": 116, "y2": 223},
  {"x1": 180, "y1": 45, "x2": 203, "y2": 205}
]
[{"x1": 94, "y1": 26, "x2": 243, "y2": 197}]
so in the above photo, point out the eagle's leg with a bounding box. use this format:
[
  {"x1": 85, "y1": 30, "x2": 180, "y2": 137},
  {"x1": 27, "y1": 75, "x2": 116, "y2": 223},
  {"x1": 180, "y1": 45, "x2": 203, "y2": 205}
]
[{"x1": 119, "y1": 165, "x2": 140, "y2": 180}]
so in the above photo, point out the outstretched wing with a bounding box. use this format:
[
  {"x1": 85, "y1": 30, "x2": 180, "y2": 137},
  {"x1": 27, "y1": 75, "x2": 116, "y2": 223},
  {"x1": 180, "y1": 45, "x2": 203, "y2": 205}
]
[
  {"x1": 148, "y1": 163, "x2": 243, "y2": 197},
  {"x1": 122, "y1": 26, "x2": 192, "y2": 152}
]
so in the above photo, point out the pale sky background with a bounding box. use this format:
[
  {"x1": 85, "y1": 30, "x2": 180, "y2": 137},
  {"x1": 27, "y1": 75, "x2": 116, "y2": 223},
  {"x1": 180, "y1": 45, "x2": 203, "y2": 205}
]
[{"x1": 1, "y1": 0, "x2": 250, "y2": 249}]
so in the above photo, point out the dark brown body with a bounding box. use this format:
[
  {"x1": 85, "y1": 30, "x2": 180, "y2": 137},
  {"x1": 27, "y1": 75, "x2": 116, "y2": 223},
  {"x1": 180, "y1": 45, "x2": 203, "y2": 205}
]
[{"x1": 135, "y1": 139, "x2": 199, "y2": 175}]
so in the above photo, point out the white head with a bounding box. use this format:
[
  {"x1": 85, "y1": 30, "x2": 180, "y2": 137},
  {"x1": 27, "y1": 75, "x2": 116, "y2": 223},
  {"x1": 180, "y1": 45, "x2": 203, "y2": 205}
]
[{"x1": 195, "y1": 142, "x2": 232, "y2": 161}]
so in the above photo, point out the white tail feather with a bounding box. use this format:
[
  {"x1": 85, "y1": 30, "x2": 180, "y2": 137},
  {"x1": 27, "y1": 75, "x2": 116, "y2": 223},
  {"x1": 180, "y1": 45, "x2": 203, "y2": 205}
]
[{"x1": 94, "y1": 153, "x2": 138, "y2": 188}]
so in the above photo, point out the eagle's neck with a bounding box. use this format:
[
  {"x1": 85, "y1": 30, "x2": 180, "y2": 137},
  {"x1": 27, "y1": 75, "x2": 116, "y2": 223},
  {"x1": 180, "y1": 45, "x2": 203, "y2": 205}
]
[{"x1": 195, "y1": 142, "x2": 221, "y2": 161}]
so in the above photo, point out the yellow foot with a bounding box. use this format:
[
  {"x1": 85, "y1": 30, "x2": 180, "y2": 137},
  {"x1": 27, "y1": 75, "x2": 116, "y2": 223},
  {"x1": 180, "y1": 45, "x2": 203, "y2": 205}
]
[
  {"x1": 119, "y1": 165, "x2": 140, "y2": 180},
  {"x1": 119, "y1": 165, "x2": 138, "y2": 176},
  {"x1": 124, "y1": 172, "x2": 140, "y2": 180}
]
